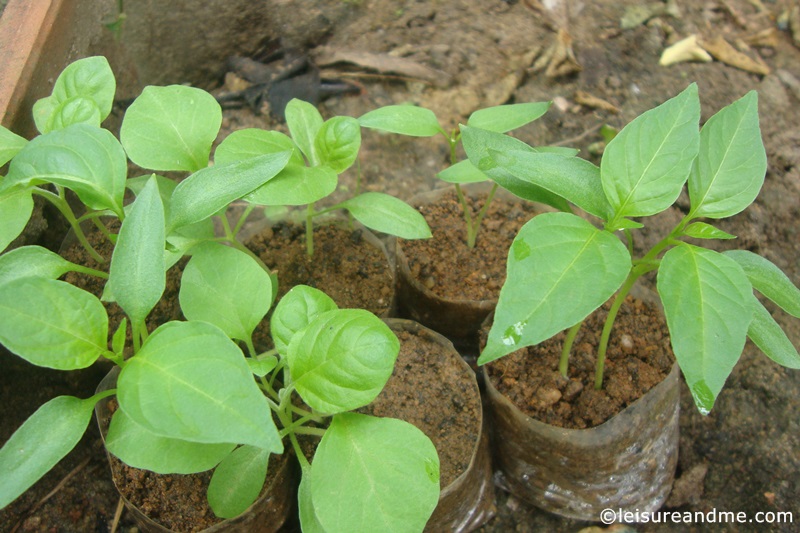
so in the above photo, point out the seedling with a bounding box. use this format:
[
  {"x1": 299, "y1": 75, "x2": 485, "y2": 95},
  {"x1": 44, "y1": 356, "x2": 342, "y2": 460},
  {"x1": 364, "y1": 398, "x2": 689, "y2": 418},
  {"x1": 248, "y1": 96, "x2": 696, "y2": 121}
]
[
  {"x1": 466, "y1": 83, "x2": 800, "y2": 415},
  {"x1": 0, "y1": 57, "x2": 441, "y2": 530},
  {"x1": 358, "y1": 102, "x2": 576, "y2": 248},
  {"x1": 215, "y1": 98, "x2": 431, "y2": 256}
]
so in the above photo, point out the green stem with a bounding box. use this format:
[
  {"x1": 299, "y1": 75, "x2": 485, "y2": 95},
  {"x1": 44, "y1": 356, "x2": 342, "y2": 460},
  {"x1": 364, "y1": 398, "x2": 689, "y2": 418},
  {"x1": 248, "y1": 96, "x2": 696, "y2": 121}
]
[
  {"x1": 131, "y1": 320, "x2": 143, "y2": 353},
  {"x1": 70, "y1": 264, "x2": 109, "y2": 279},
  {"x1": 289, "y1": 404, "x2": 323, "y2": 423},
  {"x1": 32, "y1": 187, "x2": 105, "y2": 263},
  {"x1": 454, "y1": 183, "x2": 476, "y2": 248},
  {"x1": 305, "y1": 204, "x2": 315, "y2": 257},
  {"x1": 232, "y1": 203, "x2": 256, "y2": 237},
  {"x1": 468, "y1": 182, "x2": 499, "y2": 248},
  {"x1": 560, "y1": 321, "x2": 583, "y2": 377},
  {"x1": 278, "y1": 415, "x2": 325, "y2": 438}
]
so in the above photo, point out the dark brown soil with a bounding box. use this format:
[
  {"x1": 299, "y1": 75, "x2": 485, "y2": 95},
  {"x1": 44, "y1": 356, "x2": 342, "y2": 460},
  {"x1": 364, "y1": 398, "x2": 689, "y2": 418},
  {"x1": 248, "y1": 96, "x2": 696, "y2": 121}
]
[
  {"x1": 485, "y1": 295, "x2": 675, "y2": 430},
  {"x1": 401, "y1": 187, "x2": 538, "y2": 302}
]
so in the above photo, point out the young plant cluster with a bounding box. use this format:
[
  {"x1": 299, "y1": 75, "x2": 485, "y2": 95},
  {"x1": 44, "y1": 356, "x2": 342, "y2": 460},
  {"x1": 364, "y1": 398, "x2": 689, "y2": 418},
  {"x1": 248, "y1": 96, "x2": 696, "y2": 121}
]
[
  {"x1": 0, "y1": 56, "x2": 440, "y2": 531},
  {"x1": 465, "y1": 83, "x2": 800, "y2": 414},
  {"x1": 358, "y1": 101, "x2": 577, "y2": 248}
]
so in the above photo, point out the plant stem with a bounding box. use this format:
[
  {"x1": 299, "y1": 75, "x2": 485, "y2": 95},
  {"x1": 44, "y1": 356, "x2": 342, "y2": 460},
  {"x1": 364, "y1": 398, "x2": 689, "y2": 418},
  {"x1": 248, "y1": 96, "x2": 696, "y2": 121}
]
[
  {"x1": 70, "y1": 264, "x2": 109, "y2": 279},
  {"x1": 231, "y1": 203, "x2": 256, "y2": 237},
  {"x1": 32, "y1": 187, "x2": 105, "y2": 263},
  {"x1": 560, "y1": 321, "x2": 583, "y2": 377},
  {"x1": 305, "y1": 204, "x2": 315, "y2": 257},
  {"x1": 468, "y1": 182, "x2": 499, "y2": 248}
]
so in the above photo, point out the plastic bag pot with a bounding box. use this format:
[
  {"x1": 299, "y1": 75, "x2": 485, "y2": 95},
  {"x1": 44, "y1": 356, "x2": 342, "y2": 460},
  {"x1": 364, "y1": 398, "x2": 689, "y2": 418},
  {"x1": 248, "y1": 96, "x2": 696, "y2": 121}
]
[
  {"x1": 395, "y1": 184, "x2": 540, "y2": 353},
  {"x1": 484, "y1": 362, "x2": 680, "y2": 521},
  {"x1": 95, "y1": 368, "x2": 294, "y2": 533},
  {"x1": 379, "y1": 319, "x2": 496, "y2": 532}
]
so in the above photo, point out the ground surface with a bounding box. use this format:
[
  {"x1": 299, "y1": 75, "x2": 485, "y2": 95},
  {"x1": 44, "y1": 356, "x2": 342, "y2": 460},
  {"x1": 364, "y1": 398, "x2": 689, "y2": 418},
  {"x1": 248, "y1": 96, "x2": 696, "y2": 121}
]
[{"x1": 2, "y1": 0, "x2": 800, "y2": 532}]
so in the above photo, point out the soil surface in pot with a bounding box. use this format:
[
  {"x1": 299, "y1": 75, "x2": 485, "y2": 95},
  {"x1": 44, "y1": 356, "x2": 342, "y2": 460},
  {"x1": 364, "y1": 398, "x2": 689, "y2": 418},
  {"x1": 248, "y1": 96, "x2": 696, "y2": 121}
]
[
  {"x1": 358, "y1": 325, "x2": 482, "y2": 487},
  {"x1": 485, "y1": 296, "x2": 675, "y2": 429},
  {"x1": 402, "y1": 188, "x2": 538, "y2": 302}
]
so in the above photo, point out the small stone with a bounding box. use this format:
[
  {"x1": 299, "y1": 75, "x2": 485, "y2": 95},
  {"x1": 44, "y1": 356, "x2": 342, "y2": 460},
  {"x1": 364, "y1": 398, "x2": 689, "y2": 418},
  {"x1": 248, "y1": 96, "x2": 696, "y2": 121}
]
[
  {"x1": 563, "y1": 379, "x2": 584, "y2": 401},
  {"x1": 537, "y1": 387, "x2": 562, "y2": 408},
  {"x1": 423, "y1": 276, "x2": 435, "y2": 289},
  {"x1": 620, "y1": 334, "x2": 635, "y2": 354}
]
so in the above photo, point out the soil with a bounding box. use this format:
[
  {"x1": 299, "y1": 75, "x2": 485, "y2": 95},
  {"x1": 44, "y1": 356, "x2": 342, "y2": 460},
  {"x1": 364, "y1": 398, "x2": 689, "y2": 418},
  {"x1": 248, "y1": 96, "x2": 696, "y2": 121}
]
[
  {"x1": 3, "y1": 0, "x2": 800, "y2": 532},
  {"x1": 485, "y1": 295, "x2": 675, "y2": 429},
  {"x1": 400, "y1": 187, "x2": 539, "y2": 302}
]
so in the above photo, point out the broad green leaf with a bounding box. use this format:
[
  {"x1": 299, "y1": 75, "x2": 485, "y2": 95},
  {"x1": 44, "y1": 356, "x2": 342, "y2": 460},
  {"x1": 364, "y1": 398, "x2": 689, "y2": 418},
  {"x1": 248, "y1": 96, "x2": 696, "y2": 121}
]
[
  {"x1": 602, "y1": 83, "x2": 700, "y2": 222},
  {"x1": 109, "y1": 176, "x2": 165, "y2": 326},
  {"x1": 120, "y1": 85, "x2": 222, "y2": 172},
  {"x1": 0, "y1": 125, "x2": 27, "y2": 165},
  {"x1": 658, "y1": 245, "x2": 753, "y2": 414},
  {"x1": 437, "y1": 159, "x2": 488, "y2": 184},
  {"x1": 288, "y1": 309, "x2": 399, "y2": 414},
  {"x1": 246, "y1": 164, "x2": 337, "y2": 206},
  {"x1": 723, "y1": 250, "x2": 800, "y2": 318},
  {"x1": 0, "y1": 395, "x2": 95, "y2": 508},
  {"x1": 688, "y1": 91, "x2": 766, "y2": 219},
  {"x1": 215, "y1": 128, "x2": 304, "y2": 167},
  {"x1": 117, "y1": 321, "x2": 282, "y2": 452},
  {"x1": 340, "y1": 192, "x2": 432, "y2": 239},
  {"x1": 271, "y1": 285, "x2": 338, "y2": 354},
  {"x1": 746, "y1": 295, "x2": 800, "y2": 369},
  {"x1": 127, "y1": 174, "x2": 177, "y2": 212},
  {"x1": 208, "y1": 445, "x2": 270, "y2": 519},
  {"x1": 310, "y1": 413, "x2": 439, "y2": 533},
  {"x1": 179, "y1": 242, "x2": 272, "y2": 341},
  {"x1": 106, "y1": 409, "x2": 235, "y2": 474},
  {"x1": 460, "y1": 125, "x2": 571, "y2": 212},
  {"x1": 490, "y1": 149, "x2": 611, "y2": 220},
  {"x1": 0, "y1": 188, "x2": 33, "y2": 253},
  {"x1": 167, "y1": 151, "x2": 291, "y2": 231},
  {"x1": 3, "y1": 124, "x2": 127, "y2": 216},
  {"x1": 480, "y1": 212, "x2": 630, "y2": 365},
  {"x1": 315, "y1": 116, "x2": 361, "y2": 173},
  {"x1": 112, "y1": 318, "x2": 127, "y2": 357},
  {"x1": 0, "y1": 277, "x2": 107, "y2": 369},
  {"x1": 358, "y1": 105, "x2": 444, "y2": 137},
  {"x1": 298, "y1": 467, "x2": 326, "y2": 533},
  {"x1": 467, "y1": 101, "x2": 551, "y2": 133},
  {"x1": 286, "y1": 99, "x2": 324, "y2": 165},
  {"x1": 32, "y1": 56, "x2": 115, "y2": 134},
  {"x1": 683, "y1": 222, "x2": 736, "y2": 240},
  {"x1": 45, "y1": 97, "x2": 102, "y2": 132},
  {"x1": 0, "y1": 245, "x2": 77, "y2": 285},
  {"x1": 247, "y1": 356, "x2": 278, "y2": 377}
]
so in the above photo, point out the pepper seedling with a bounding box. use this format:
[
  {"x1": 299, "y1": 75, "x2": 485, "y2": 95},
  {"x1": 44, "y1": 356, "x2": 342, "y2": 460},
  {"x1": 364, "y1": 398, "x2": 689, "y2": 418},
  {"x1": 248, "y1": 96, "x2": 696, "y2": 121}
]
[
  {"x1": 465, "y1": 83, "x2": 800, "y2": 414},
  {"x1": 215, "y1": 98, "x2": 432, "y2": 256},
  {"x1": 0, "y1": 57, "x2": 441, "y2": 531},
  {"x1": 358, "y1": 101, "x2": 577, "y2": 248}
]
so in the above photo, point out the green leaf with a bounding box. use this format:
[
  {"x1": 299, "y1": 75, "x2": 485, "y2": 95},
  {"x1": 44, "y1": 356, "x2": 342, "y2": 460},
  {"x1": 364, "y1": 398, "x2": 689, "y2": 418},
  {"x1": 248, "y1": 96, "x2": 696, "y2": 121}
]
[
  {"x1": 247, "y1": 356, "x2": 278, "y2": 377},
  {"x1": 490, "y1": 149, "x2": 611, "y2": 220},
  {"x1": 340, "y1": 192, "x2": 432, "y2": 239},
  {"x1": 3, "y1": 124, "x2": 127, "y2": 216},
  {"x1": 310, "y1": 413, "x2": 440, "y2": 533},
  {"x1": 683, "y1": 221, "x2": 736, "y2": 240},
  {"x1": 0, "y1": 277, "x2": 107, "y2": 369},
  {"x1": 658, "y1": 245, "x2": 753, "y2": 414},
  {"x1": 602, "y1": 83, "x2": 700, "y2": 222},
  {"x1": 167, "y1": 151, "x2": 291, "y2": 231},
  {"x1": 179, "y1": 242, "x2": 272, "y2": 342},
  {"x1": 437, "y1": 159, "x2": 488, "y2": 184},
  {"x1": 460, "y1": 125, "x2": 571, "y2": 212},
  {"x1": 285, "y1": 99, "x2": 324, "y2": 165},
  {"x1": 0, "y1": 189, "x2": 33, "y2": 253},
  {"x1": 0, "y1": 395, "x2": 95, "y2": 508},
  {"x1": 120, "y1": 85, "x2": 222, "y2": 172},
  {"x1": 358, "y1": 105, "x2": 444, "y2": 137},
  {"x1": 164, "y1": 218, "x2": 216, "y2": 269},
  {"x1": 112, "y1": 318, "x2": 127, "y2": 357},
  {"x1": 746, "y1": 295, "x2": 800, "y2": 369},
  {"x1": 288, "y1": 309, "x2": 399, "y2": 414},
  {"x1": 32, "y1": 56, "x2": 115, "y2": 134},
  {"x1": 298, "y1": 467, "x2": 327, "y2": 533},
  {"x1": 271, "y1": 285, "x2": 338, "y2": 354},
  {"x1": 117, "y1": 321, "x2": 282, "y2": 451},
  {"x1": 246, "y1": 164, "x2": 338, "y2": 206},
  {"x1": 208, "y1": 445, "x2": 270, "y2": 519},
  {"x1": 0, "y1": 125, "x2": 27, "y2": 166},
  {"x1": 480, "y1": 212, "x2": 631, "y2": 364},
  {"x1": 215, "y1": 128, "x2": 304, "y2": 167},
  {"x1": 109, "y1": 176, "x2": 166, "y2": 326},
  {"x1": 688, "y1": 91, "x2": 766, "y2": 219},
  {"x1": 315, "y1": 116, "x2": 361, "y2": 173},
  {"x1": 106, "y1": 409, "x2": 235, "y2": 474},
  {"x1": 467, "y1": 101, "x2": 551, "y2": 133},
  {"x1": 0, "y1": 245, "x2": 77, "y2": 285},
  {"x1": 723, "y1": 250, "x2": 800, "y2": 318}
]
